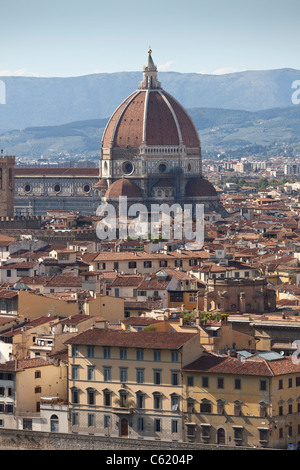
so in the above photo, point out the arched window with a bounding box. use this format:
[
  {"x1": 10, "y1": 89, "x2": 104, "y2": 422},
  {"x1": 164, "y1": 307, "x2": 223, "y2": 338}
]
[{"x1": 50, "y1": 414, "x2": 59, "y2": 432}]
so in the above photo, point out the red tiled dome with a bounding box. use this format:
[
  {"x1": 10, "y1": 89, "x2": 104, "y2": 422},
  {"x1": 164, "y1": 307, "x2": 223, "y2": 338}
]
[
  {"x1": 101, "y1": 89, "x2": 200, "y2": 149},
  {"x1": 93, "y1": 178, "x2": 108, "y2": 189},
  {"x1": 105, "y1": 178, "x2": 143, "y2": 199},
  {"x1": 185, "y1": 177, "x2": 218, "y2": 198}
]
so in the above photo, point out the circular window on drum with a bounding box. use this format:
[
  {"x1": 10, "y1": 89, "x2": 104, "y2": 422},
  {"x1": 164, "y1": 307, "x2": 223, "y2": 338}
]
[
  {"x1": 83, "y1": 184, "x2": 91, "y2": 194},
  {"x1": 53, "y1": 183, "x2": 62, "y2": 194},
  {"x1": 158, "y1": 163, "x2": 167, "y2": 173},
  {"x1": 122, "y1": 161, "x2": 134, "y2": 175},
  {"x1": 24, "y1": 183, "x2": 32, "y2": 193}
]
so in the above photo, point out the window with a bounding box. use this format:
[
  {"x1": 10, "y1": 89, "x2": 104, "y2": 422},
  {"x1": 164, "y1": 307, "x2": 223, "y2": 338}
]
[
  {"x1": 202, "y1": 377, "x2": 209, "y2": 388},
  {"x1": 71, "y1": 388, "x2": 79, "y2": 404},
  {"x1": 72, "y1": 412, "x2": 78, "y2": 426},
  {"x1": 136, "y1": 349, "x2": 144, "y2": 361},
  {"x1": 187, "y1": 376, "x2": 194, "y2": 387},
  {"x1": 288, "y1": 378, "x2": 293, "y2": 388},
  {"x1": 296, "y1": 377, "x2": 300, "y2": 387},
  {"x1": 138, "y1": 417, "x2": 144, "y2": 432},
  {"x1": 171, "y1": 395, "x2": 179, "y2": 411},
  {"x1": 154, "y1": 419, "x2": 161, "y2": 432},
  {"x1": 136, "y1": 392, "x2": 144, "y2": 409},
  {"x1": 120, "y1": 368, "x2": 127, "y2": 383},
  {"x1": 217, "y1": 378, "x2": 224, "y2": 389},
  {"x1": 103, "y1": 347, "x2": 110, "y2": 359},
  {"x1": 136, "y1": 369, "x2": 144, "y2": 384},
  {"x1": 87, "y1": 347, "x2": 94, "y2": 358},
  {"x1": 171, "y1": 371, "x2": 179, "y2": 386},
  {"x1": 189, "y1": 293, "x2": 197, "y2": 302},
  {"x1": 175, "y1": 260, "x2": 182, "y2": 267},
  {"x1": 23, "y1": 419, "x2": 32, "y2": 431},
  {"x1": 189, "y1": 259, "x2": 197, "y2": 267},
  {"x1": 128, "y1": 262, "x2": 137, "y2": 269},
  {"x1": 279, "y1": 405, "x2": 283, "y2": 416},
  {"x1": 71, "y1": 365, "x2": 79, "y2": 380},
  {"x1": 138, "y1": 290, "x2": 147, "y2": 297},
  {"x1": 154, "y1": 350, "x2": 161, "y2": 362},
  {"x1": 200, "y1": 400, "x2": 212, "y2": 413},
  {"x1": 35, "y1": 370, "x2": 41, "y2": 379},
  {"x1": 234, "y1": 379, "x2": 241, "y2": 390},
  {"x1": 120, "y1": 348, "x2": 127, "y2": 360},
  {"x1": 35, "y1": 386, "x2": 42, "y2": 394},
  {"x1": 50, "y1": 414, "x2": 59, "y2": 432},
  {"x1": 289, "y1": 404, "x2": 293, "y2": 414},
  {"x1": 233, "y1": 427, "x2": 243, "y2": 441},
  {"x1": 172, "y1": 420, "x2": 178, "y2": 433},
  {"x1": 153, "y1": 393, "x2": 162, "y2": 409},
  {"x1": 87, "y1": 366, "x2": 95, "y2": 381},
  {"x1": 154, "y1": 370, "x2": 161, "y2": 385},
  {"x1": 278, "y1": 379, "x2": 283, "y2": 390},
  {"x1": 88, "y1": 413, "x2": 95, "y2": 427},
  {"x1": 98, "y1": 262, "x2": 106, "y2": 270},
  {"x1": 171, "y1": 351, "x2": 178, "y2": 362},
  {"x1": 103, "y1": 367, "x2": 111, "y2": 382},
  {"x1": 259, "y1": 429, "x2": 269, "y2": 442},
  {"x1": 170, "y1": 292, "x2": 184, "y2": 303},
  {"x1": 144, "y1": 261, "x2": 152, "y2": 268},
  {"x1": 87, "y1": 389, "x2": 95, "y2": 405},
  {"x1": 104, "y1": 415, "x2": 110, "y2": 428},
  {"x1": 160, "y1": 260, "x2": 167, "y2": 267},
  {"x1": 115, "y1": 288, "x2": 120, "y2": 297},
  {"x1": 201, "y1": 425, "x2": 211, "y2": 439},
  {"x1": 260, "y1": 380, "x2": 267, "y2": 391},
  {"x1": 103, "y1": 389, "x2": 111, "y2": 407},
  {"x1": 72, "y1": 345, "x2": 78, "y2": 357}
]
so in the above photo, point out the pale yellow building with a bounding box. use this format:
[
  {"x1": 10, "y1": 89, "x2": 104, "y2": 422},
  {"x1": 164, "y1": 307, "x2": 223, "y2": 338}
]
[
  {"x1": 17, "y1": 290, "x2": 124, "y2": 322},
  {"x1": 182, "y1": 351, "x2": 300, "y2": 449},
  {"x1": 0, "y1": 357, "x2": 67, "y2": 431},
  {"x1": 65, "y1": 328, "x2": 203, "y2": 441}
]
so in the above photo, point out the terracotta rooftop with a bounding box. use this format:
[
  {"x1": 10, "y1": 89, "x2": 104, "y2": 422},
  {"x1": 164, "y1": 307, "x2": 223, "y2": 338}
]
[
  {"x1": 0, "y1": 357, "x2": 51, "y2": 371},
  {"x1": 64, "y1": 329, "x2": 198, "y2": 349},
  {"x1": 183, "y1": 352, "x2": 300, "y2": 376}
]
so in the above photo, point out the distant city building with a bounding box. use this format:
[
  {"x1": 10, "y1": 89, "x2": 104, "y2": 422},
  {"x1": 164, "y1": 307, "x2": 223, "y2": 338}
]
[{"x1": 284, "y1": 163, "x2": 300, "y2": 176}]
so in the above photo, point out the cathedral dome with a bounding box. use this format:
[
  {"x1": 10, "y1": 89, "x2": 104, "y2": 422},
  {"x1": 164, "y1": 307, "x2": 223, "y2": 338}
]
[
  {"x1": 185, "y1": 177, "x2": 218, "y2": 198},
  {"x1": 101, "y1": 51, "x2": 200, "y2": 150},
  {"x1": 105, "y1": 178, "x2": 143, "y2": 199}
]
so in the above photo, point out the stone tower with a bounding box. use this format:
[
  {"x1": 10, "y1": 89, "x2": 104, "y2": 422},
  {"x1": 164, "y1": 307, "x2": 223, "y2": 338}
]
[{"x1": 0, "y1": 154, "x2": 15, "y2": 217}]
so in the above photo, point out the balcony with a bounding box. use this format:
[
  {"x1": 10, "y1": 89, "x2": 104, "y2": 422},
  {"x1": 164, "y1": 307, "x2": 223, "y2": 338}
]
[{"x1": 112, "y1": 397, "x2": 135, "y2": 414}]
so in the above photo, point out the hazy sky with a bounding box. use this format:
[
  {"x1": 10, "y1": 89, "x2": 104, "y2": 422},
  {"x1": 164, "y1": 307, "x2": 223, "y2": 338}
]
[{"x1": 1, "y1": 0, "x2": 300, "y2": 77}]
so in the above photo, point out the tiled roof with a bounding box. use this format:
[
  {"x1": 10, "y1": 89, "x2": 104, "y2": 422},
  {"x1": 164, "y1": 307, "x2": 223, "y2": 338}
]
[
  {"x1": 64, "y1": 329, "x2": 198, "y2": 349},
  {"x1": 0, "y1": 358, "x2": 51, "y2": 371},
  {"x1": 183, "y1": 352, "x2": 300, "y2": 376},
  {"x1": 14, "y1": 168, "x2": 99, "y2": 176}
]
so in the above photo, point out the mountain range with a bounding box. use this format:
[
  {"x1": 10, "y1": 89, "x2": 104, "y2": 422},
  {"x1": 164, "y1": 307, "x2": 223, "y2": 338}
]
[
  {"x1": 0, "y1": 68, "x2": 300, "y2": 158},
  {"x1": 0, "y1": 68, "x2": 300, "y2": 132}
]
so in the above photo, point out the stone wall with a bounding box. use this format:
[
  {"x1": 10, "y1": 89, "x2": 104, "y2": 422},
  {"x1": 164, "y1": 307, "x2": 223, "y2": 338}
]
[{"x1": 0, "y1": 428, "x2": 268, "y2": 451}]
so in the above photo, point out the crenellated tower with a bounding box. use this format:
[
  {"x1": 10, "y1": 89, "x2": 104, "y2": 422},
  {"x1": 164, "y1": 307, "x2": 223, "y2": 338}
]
[{"x1": 0, "y1": 154, "x2": 15, "y2": 217}]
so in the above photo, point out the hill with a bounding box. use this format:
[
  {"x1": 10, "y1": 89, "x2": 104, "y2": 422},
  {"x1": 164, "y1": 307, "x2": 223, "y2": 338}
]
[
  {"x1": 0, "y1": 68, "x2": 300, "y2": 132},
  {"x1": 1, "y1": 106, "x2": 300, "y2": 159}
]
